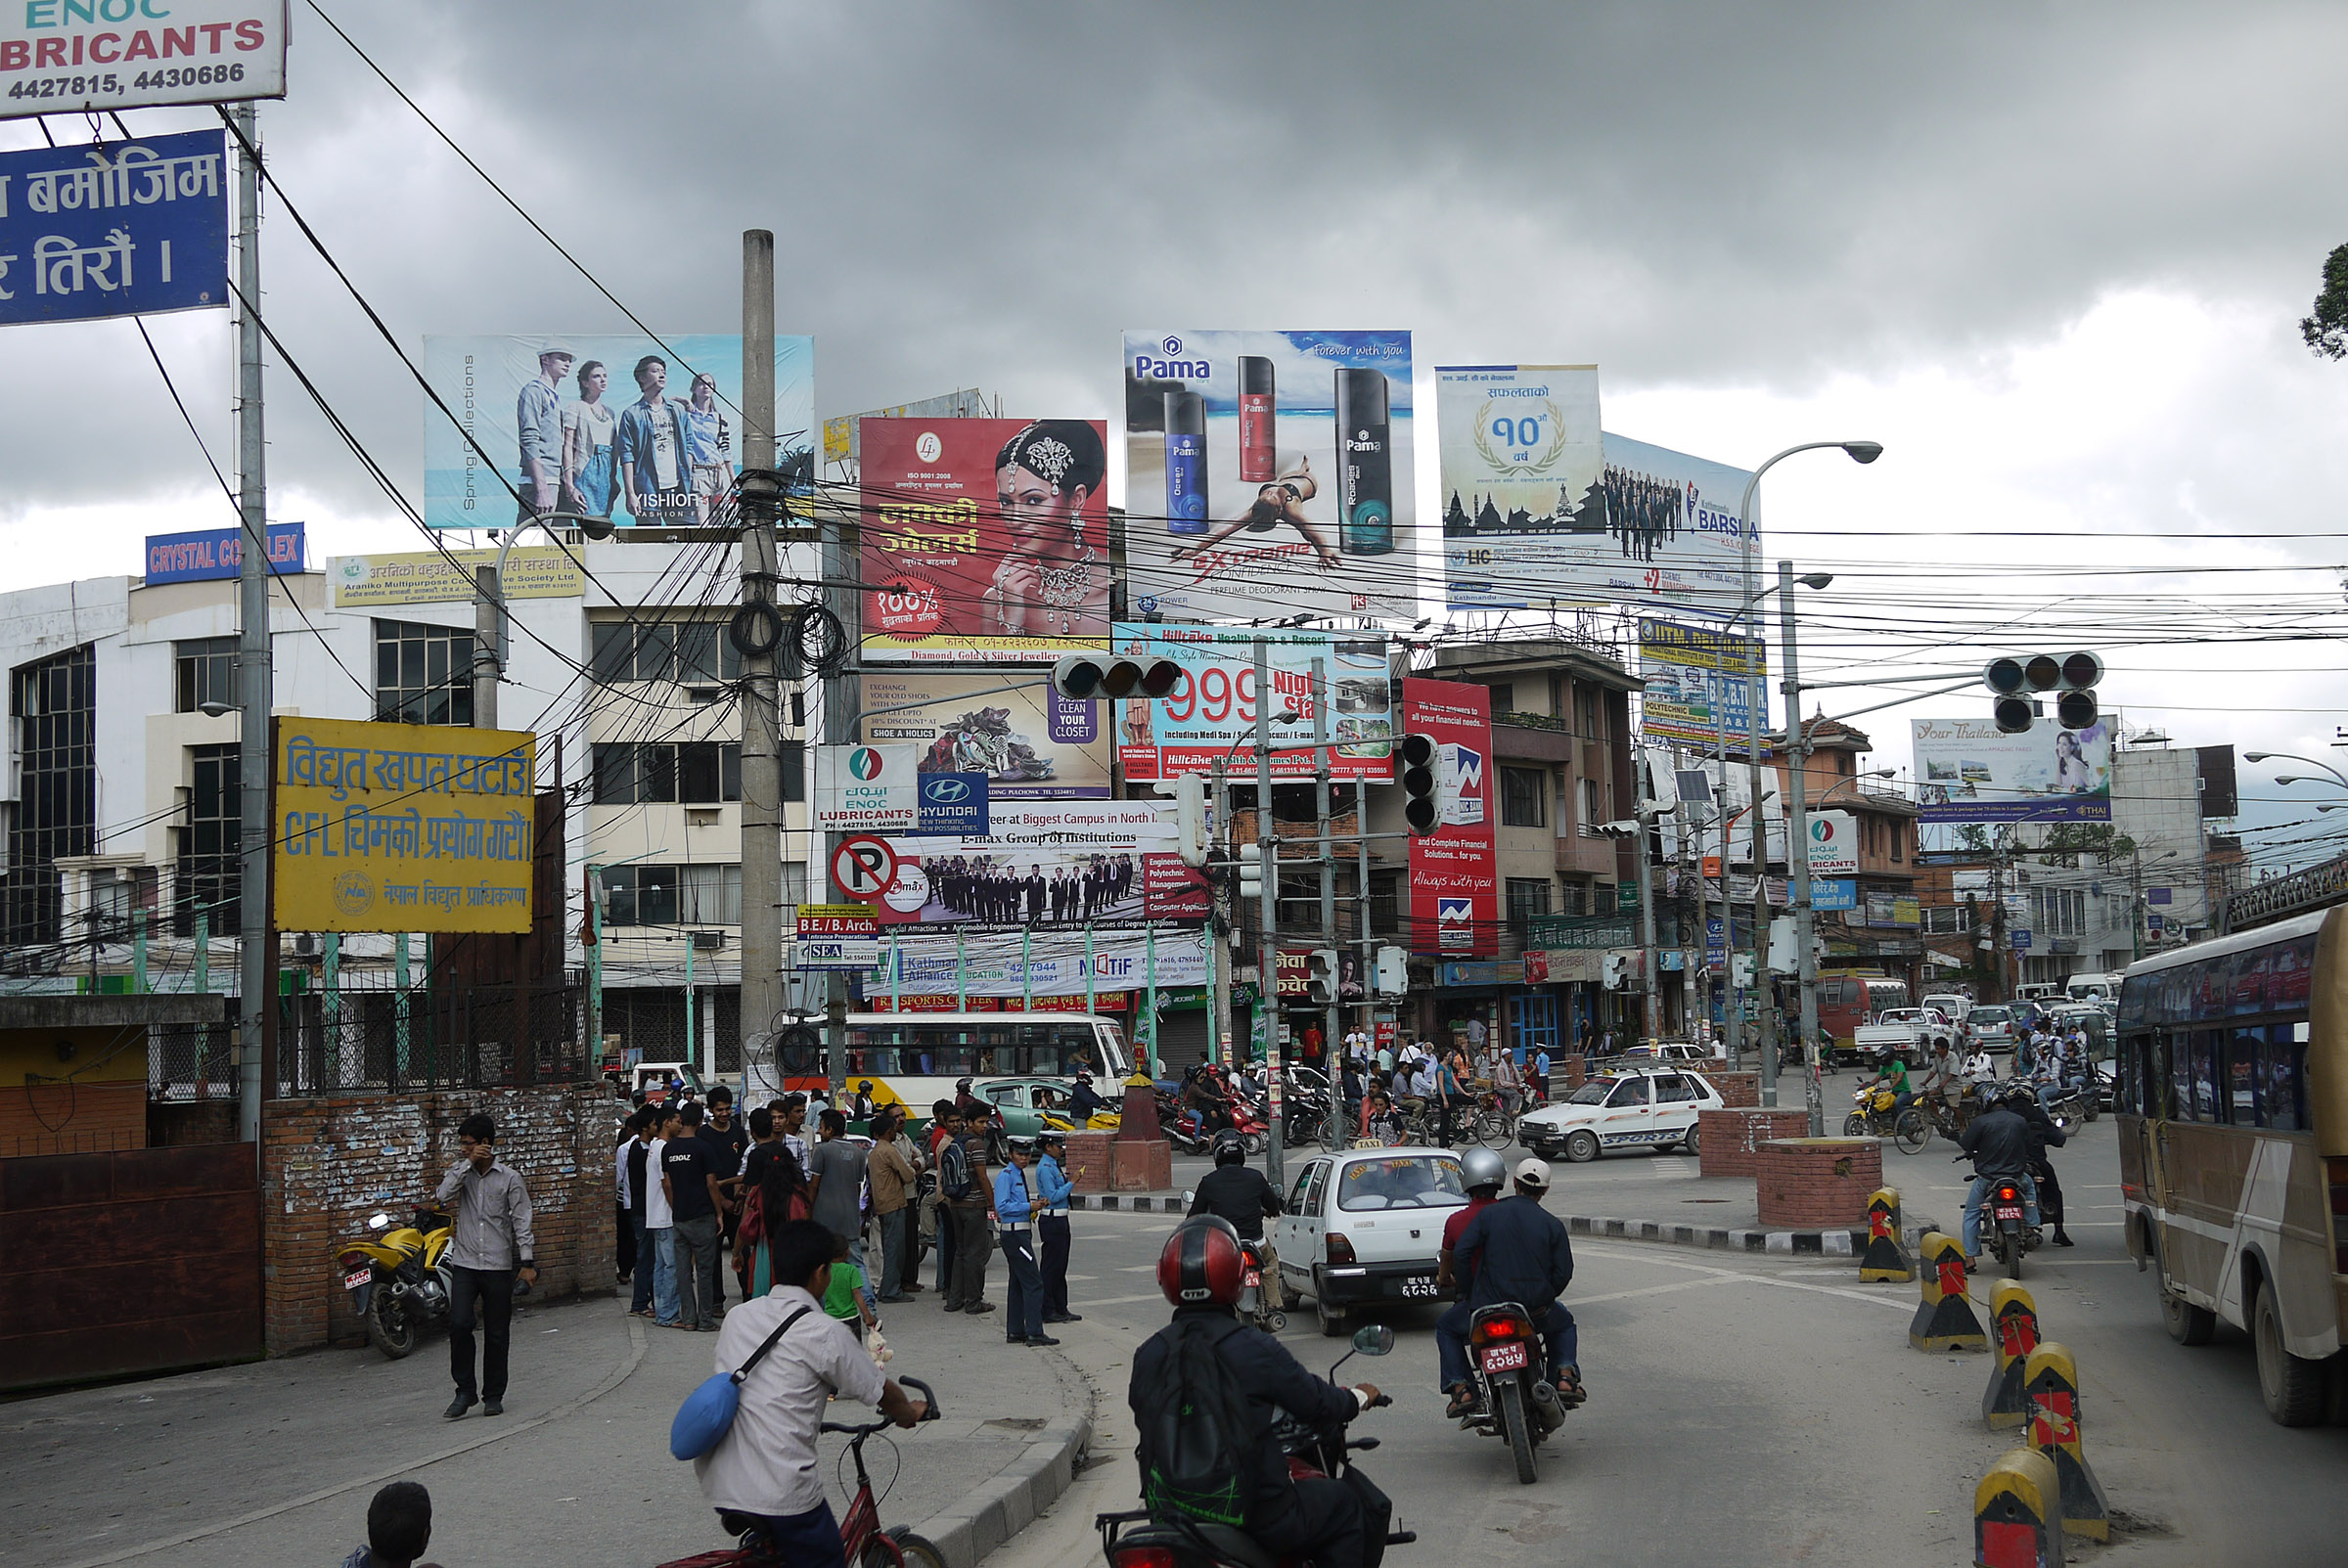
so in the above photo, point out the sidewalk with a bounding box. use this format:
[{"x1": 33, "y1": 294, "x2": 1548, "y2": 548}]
[{"x1": 3, "y1": 1279, "x2": 1090, "y2": 1568}]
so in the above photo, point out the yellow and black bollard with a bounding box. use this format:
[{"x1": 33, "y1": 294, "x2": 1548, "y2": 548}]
[
  {"x1": 1974, "y1": 1448, "x2": 2064, "y2": 1568},
  {"x1": 1981, "y1": 1280, "x2": 2041, "y2": 1428},
  {"x1": 1859, "y1": 1187, "x2": 1914, "y2": 1282},
  {"x1": 2024, "y1": 1341, "x2": 2112, "y2": 1540},
  {"x1": 1909, "y1": 1230, "x2": 1988, "y2": 1352}
]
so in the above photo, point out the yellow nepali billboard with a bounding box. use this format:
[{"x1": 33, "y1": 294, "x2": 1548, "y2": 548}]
[{"x1": 272, "y1": 717, "x2": 537, "y2": 934}]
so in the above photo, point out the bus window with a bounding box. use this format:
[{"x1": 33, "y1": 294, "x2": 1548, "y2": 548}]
[
  {"x1": 2119, "y1": 1032, "x2": 2144, "y2": 1114},
  {"x1": 2259, "y1": 1026, "x2": 2308, "y2": 1132},
  {"x1": 2274, "y1": 936, "x2": 2316, "y2": 1008},
  {"x1": 2226, "y1": 1028, "x2": 2258, "y2": 1123},
  {"x1": 2165, "y1": 1031, "x2": 2189, "y2": 1121},
  {"x1": 2188, "y1": 1030, "x2": 2221, "y2": 1121}
]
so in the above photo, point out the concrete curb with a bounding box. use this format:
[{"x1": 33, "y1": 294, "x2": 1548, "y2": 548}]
[
  {"x1": 907, "y1": 1414, "x2": 1092, "y2": 1568},
  {"x1": 1565, "y1": 1212, "x2": 1942, "y2": 1259},
  {"x1": 1068, "y1": 1192, "x2": 1188, "y2": 1212}
]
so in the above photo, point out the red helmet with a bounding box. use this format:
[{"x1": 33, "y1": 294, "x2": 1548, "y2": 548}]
[{"x1": 1157, "y1": 1215, "x2": 1244, "y2": 1308}]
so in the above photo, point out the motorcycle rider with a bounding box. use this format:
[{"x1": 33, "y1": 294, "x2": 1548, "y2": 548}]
[
  {"x1": 1434, "y1": 1147, "x2": 1508, "y2": 1418},
  {"x1": 2011, "y1": 1086, "x2": 2073, "y2": 1247},
  {"x1": 1067, "y1": 1068, "x2": 1107, "y2": 1124},
  {"x1": 1448, "y1": 1158, "x2": 1584, "y2": 1409},
  {"x1": 1130, "y1": 1218, "x2": 1390, "y2": 1568},
  {"x1": 1181, "y1": 1065, "x2": 1233, "y2": 1137},
  {"x1": 1188, "y1": 1131, "x2": 1285, "y2": 1310},
  {"x1": 1958, "y1": 1088, "x2": 2044, "y2": 1260}
]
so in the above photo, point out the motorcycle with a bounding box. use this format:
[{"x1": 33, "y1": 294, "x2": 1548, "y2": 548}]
[
  {"x1": 1842, "y1": 1083, "x2": 1928, "y2": 1152},
  {"x1": 1227, "y1": 1096, "x2": 1271, "y2": 1158},
  {"x1": 1161, "y1": 1098, "x2": 1218, "y2": 1156},
  {"x1": 336, "y1": 1206, "x2": 455, "y2": 1359},
  {"x1": 1237, "y1": 1237, "x2": 1287, "y2": 1334},
  {"x1": 1096, "y1": 1324, "x2": 1414, "y2": 1568},
  {"x1": 1960, "y1": 1154, "x2": 2041, "y2": 1280},
  {"x1": 1463, "y1": 1301, "x2": 1570, "y2": 1484}
]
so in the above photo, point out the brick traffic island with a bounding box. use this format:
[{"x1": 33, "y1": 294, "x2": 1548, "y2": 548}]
[
  {"x1": 1753, "y1": 1137, "x2": 1883, "y2": 1229},
  {"x1": 1696, "y1": 1107, "x2": 1810, "y2": 1179}
]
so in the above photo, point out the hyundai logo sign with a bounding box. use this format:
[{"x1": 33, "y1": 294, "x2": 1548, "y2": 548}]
[{"x1": 923, "y1": 777, "x2": 971, "y2": 803}]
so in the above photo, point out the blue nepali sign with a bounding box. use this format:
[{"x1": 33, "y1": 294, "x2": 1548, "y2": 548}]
[
  {"x1": 0, "y1": 129, "x2": 228, "y2": 326},
  {"x1": 1810, "y1": 877, "x2": 1857, "y2": 912},
  {"x1": 912, "y1": 772, "x2": 987, "y2": 835},
  {"x1": 145, "y1": 520, "x2": 305, "y2": 584}
]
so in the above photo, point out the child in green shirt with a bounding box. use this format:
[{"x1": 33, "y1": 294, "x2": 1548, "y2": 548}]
[{"x1": 821, "y1": 1232, "x2": 878, "y2": 1334}]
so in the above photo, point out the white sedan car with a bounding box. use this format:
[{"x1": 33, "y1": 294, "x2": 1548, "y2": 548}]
[
  {"x1": 1517, "y1": 1067, "x2": 1724, "y2": 1163},
  {"x1": 1273, "y1": 1146, "x2": 1468, "y2": 1337}
]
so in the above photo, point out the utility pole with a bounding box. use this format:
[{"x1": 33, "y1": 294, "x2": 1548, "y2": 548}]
[
  {"x1": 472, "y1": 565, "x2": 500, "y2": 729},
  {"x1": 738, "y1": 232, "x2": 786, "y2": 1089},
  {"x1": 1776, "y1": 560, "x2": 1827, "y2": 1136},
  {"x1": 822, "y1": 445, "x2": 857, "y2": 1111},
  {"x1": 1313, "y1": 657, "x2": 1339, "y2": 1150},
  {"x1": 233, "y1": 101, "x2": 270, "y2": 1148},
  {"x1": 1256, "y1": 639, "x2": 1283, "y2": 1189},
  {"x1": 1211, "y1": 756, "x2": 1233, "y2": 1067},
  {"x1": 1635, "y1": 807, "x2": 1660, "y2": 1044},
  {"x1": 1710, "y1": 672, "x2": 1741, "y2": 1068}
]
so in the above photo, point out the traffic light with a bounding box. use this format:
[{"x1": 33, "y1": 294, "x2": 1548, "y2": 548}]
[
  {"x1": 1306, "y1": 948, "x2": 1338, "y2": 1005},
  {"x1": 1051, "y1": 652, "x2": 1183, "y2": 701},
  {"x1": 1398, "y1": 732, "x2": 1440, "y2": 835},
  {"x1": 1602, "y1": 951, "x2": 1628, "y2": 991},
  {"x1": 1730, "y1": 953, "x2": 1755, "y2": 988},
  {"x1": 1172, "y1": 774, "x2": 1209, "y2": 868},
  {"x1": 1237, "y1": 842, "x2": 1265, "y2": 902},
  {"x1": 1984, "y1": 650, "x2": 2100, "y2": 734},
  {"x1": 1374, "y1": 944, "x2": 1408, "y2": 998}
]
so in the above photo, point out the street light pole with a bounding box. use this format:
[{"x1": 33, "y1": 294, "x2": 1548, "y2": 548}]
[{"x1": 1775, "y1": 560, "x2": 1829, "y2": 1136}]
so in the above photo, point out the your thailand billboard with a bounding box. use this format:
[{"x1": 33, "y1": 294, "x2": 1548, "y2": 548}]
[{"x1": 1912, "y1": 716, "x2": 2112, "y2": 824}]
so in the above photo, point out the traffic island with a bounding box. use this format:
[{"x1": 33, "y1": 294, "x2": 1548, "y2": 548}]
[
  {"x1": 1696, "y1": 1107, "x2": 1809, "y2": 1179},
  {"x1": 1754, "y1": 1136, "x2": 1883, "y2": 1229}
]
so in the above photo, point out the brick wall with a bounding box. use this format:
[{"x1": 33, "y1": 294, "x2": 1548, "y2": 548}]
[
  {"x1": 1754, "y1": 1138, "x2": 1882, "y2": 1228},
  {"x1": 261, "y1": 1086, "x2": 615, "y2": 1356},
  {"x1": 1696, "y1": 1108, "x2": 1809, "y2": 1179},
  {"x1": 1063, "y1": 1131, "x2": 1113, "y2": 1193},
  {"x1": 149, "y1": 1099, "x2": 239, "y2": 1148},
  {"x1": 1, "y1": 1084, "x2": 146, "y2": 1158},
  {"x1": 1709, "y1": 1070, "x2": 1761, "y2": 1109}
]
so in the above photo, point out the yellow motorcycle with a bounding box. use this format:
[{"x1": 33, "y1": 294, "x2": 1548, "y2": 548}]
[
  {"x1": 1038, "y1": 1108, "x2": 1121, "y2": 1133},
  {"x1": 335, "y1": 1207, "x2": 454, "y2": 1359}
]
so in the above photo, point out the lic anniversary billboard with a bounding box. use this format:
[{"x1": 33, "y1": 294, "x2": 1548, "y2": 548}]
[
  {"x1": 859, "y1": 417, "x2": 1110, "y2": 661},
  {"x1": 1403, "y1": 677, "x2": 1498, "y2": 959},
  {"x1": 1123, "y1": 330, "x2": 1417, "y2": 624},
  {"x1": 423, "y1": 335, "x2": 813, "y2": 529}
]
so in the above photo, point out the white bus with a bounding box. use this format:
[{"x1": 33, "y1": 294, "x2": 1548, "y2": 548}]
[{"x1": 744, "y1": 1010, "x2": 1132, "y2": 1126}]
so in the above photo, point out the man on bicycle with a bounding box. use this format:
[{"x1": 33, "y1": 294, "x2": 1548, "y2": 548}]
[{"x1": 695, "y1": 1218, "x2": 926, "y2": 1567}]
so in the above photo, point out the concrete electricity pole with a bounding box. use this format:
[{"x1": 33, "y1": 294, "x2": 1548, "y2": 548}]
[
  {"x1": 1255, "y1": 639, "x2": 1283, "y2": 1189},
  {"x1": 233, "y1": 101, "x2": 271, "y2": 1147},
  {"x1": 738, "y1": 232, "x2": 786, "y2": 1085}
]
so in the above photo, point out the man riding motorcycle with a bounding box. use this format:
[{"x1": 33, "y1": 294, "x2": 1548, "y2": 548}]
[
  {"x1": 1958, "y1": 1088, "x2": 2045, "y2": 1260},
  {"x1": 1188, "y1": 1131, "x2": 1285, "y2": 1309},
  {"x1": 1447, "y1": 1158, "x2": 1584, "y2": 1411},
  {"x1": 1067, "y1": 1068, "x2": 1107, "y2": 1123},
  {"x1": 1129, "y1": 1217, "x2": 1392, "y2": 1568},
  {"x1": 1433, "y1": 1147, "x2": 1507, "y2": 1418},
  {"x1": 2012, "y1": 1086, "x2": 2073, "y2": 1247},
  {"x1": 1181, "y1": 1065, "x2": 1235, "y2": 1136}
]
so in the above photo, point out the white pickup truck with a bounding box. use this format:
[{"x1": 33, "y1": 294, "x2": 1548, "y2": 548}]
[{"x1": 1851, "y1": 1007, "x2": 1957, "y2": 1068}]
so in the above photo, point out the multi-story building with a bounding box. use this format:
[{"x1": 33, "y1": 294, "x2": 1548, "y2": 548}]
[{"x1": 1767, "y1": 718, "x2": 1923, "y2": 991}]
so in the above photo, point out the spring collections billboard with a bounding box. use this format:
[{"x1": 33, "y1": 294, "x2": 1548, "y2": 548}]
[
  {"x1": 1107, "y1": 625, "x2": 1395, "y2": 784},
  {"x1": 859, "y1": 417, "x2": 1111, "y2": 661},
  {"x1": 1911, "y1": 717, "x2": 2113, "y2": 824},
  {"x1": 1122, "y1": 330, "x2": 1416, "y2": 624},
  {"x1": 422, "y1": 335, "x2": 814, "y2": 529}
]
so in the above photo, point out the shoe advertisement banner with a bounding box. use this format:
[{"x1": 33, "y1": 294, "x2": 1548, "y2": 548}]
[
  {"x1": 422, "y1": 334, "x2": 813, "y2": 529},
  {"x1": 1109, "y1": 624, "x2": 1395, "y2": 784},
  {"x1": 859, "y1": 416, "x2": 1111, "y2": 662},
  {"x1": 858, "y1": 670, "x2": 1111, "y2": 799},
  {"x1": 1122, "y1": 330, "x2": 1417, "y2": 625},
  {"x1": 1403, "y1": 678, "x2": 1497, "y2": 958}
]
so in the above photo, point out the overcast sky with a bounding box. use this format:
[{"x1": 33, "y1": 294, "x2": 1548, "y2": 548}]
[{"x1": 6, "y1": 2, "x2": 2347, "y2": 864}]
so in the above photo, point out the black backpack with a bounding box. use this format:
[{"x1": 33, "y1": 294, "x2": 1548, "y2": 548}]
[{"x1": 1138, "y1": 1317, "x2": 1252, "y2": 1526}]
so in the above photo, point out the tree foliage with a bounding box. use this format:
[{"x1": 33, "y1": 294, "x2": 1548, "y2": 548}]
[{"x1": 2303, "y1": 242, "x2": 2348, "y2": 361}]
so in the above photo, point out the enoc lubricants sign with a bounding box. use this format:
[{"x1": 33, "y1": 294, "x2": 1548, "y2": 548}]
[
  {"x1": 1404, "y1": 678, "x2": 1497, "y2": 959},
  {"x1": 813, "y1": 743, "x2": 919, "y2": 830},
  {"x1": 273, "y1": 717, "x2": 536, "y2": 935},
  {"x1": 1, "y1": 2, "x2": 288, "y2": 119}
]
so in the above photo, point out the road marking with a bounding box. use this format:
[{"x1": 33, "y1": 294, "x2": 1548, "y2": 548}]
[
  {"x1": 1576, "y1": 1243, "x2": 1910, "y2": 1313},
  {"x1": 1572, "y1": 1277, "x2": 1744, "y2": 1307}
]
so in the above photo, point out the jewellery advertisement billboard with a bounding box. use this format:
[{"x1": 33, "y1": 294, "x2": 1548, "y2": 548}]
[
  {"x1": 1122, "y1": 330, "x2": 1416, "y2": 625},
  {"x1": 859, "y1": 416, "x2": 1111, "y2": 661},
  {"x1": 1107, "y1": 624, "x2": 1395, "y2": 784}
]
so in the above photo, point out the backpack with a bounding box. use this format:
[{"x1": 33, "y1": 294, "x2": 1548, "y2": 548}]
[
  {"x1": 1137, "y1": 1317, "x2": 1253, "y2": 1526},
  {"x1": 938, "y1": 1139, "x2": 973, "y2": 1202}
]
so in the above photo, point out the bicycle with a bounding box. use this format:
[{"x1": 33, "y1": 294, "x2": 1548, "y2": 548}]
[{"x1": 657, "y1": 1375, "x2": 947, "y2": 1568}]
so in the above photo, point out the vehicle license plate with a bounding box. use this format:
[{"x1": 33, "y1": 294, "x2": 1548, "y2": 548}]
[
  {"x1": 1479, "y1": 1341, "x2": 1530, "y2": 1372},
  {"x1": 343, "y1": 1268, "x2": 372, "y2": 1290},
  {"x1": 1994, "y1": 1204, "x2": 2023, "y2": 1223},
  {"x1": 1398, "y1": 1277, "x2": 1439, "y2": 1299},
  {"x1": 1243, "y1": 1270, "x2": 1262, "y2": 1287}
]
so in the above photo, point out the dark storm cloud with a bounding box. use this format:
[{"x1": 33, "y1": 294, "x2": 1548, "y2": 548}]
[{"x1": 2, "y1": 0, "x2": 2345, "y2": 532}]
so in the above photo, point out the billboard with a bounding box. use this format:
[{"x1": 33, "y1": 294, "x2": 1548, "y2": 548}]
[
  {"x1": 145, "y1": 521, "x2": 304, "y2": 585},
  {"x1": 1445, "y1": 417, "x2": 1753, "y2": 614},
  {"x1": 822, "y1": 388, "x2": 986, "y2": 465},
  {"x1": 272, "y1": 718, "x2": 536, "y2": 934},
  {"x1": 1436, "y1": 364, "x2": 1601, "y2": 610},
  {"x1": 1122, "y1": 329, "x2": 1416, "y2": 624},
  {"x1": 813, "y1": 744, "x2": 920, "y2": 831},
  {"x1": 0, "y1": 130, "x2": 226, "y2": 325},
  {"x1": 331, "y1": 546, "x2": 581, "y2": 607},
  {"x1": 858, "y1": 670, "x2": 1111, "y2": 799},
  {"x1": 1108, "y1": 624, "x2": 1395, "y2": 784},
  {"x1": 867, "y1": 926, "x2": 1212, "y2": 999},
  {"x1": 1637, "y1": 618, "x2": 1767, "y2": 745},
  {"x1": 859, "y1": 416, "x2": 1110, "y2": 661},
  {"x1": 863, "y1": 801, "x2": 1207, "y2": 929},
  {"x1": 1912, "y1": 717, "x2": 2112, "y2": 824},
  {"x1": 1404, "y1": 678, "x2": 1498, "y2": 959},
  {"x1": 0, "y1": 4, "x2": 288, "y2": 119},
  {"x1": 422, "y1": 335, "x2": 813, "y2": 529}
]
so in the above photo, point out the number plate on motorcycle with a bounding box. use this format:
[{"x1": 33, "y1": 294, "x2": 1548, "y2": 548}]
[
  {"x1": 1243, "y1": 1270, "x2": 1262, "y2": 1287},
  {"x1": 1994, "y1": 1205, "x2": 2024, "y2": 1222},
  {"x1": 1398, "y1": 1278, "x2": 1438, "y2": 1299},
  {"x1": 343, "y1": 1269, "x2": 371, "y2": 1290},
  {"x1": 1479, "y1": 1341, "x2": 1530, "y2": 1372}
]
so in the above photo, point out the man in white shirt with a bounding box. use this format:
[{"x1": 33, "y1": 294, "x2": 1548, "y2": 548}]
[
  {"x1": 643, "y1": 1109, "x2": 683, "y2": 1327},
  {"x1": 695, "y1": 1218, "x2": 926, "y2": 1566}
]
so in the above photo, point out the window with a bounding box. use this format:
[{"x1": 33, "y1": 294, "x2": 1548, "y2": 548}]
[
  {"x1": 592, "y1": 742, "x2": 743, "y2": 805},
  {"x1": 176, "y1": 742, "x2": 241, "y2": 935},
  {"x1": 174, "y1": 637, "x2": 238, "y2": 714},
  {"x1": 373, "y1": 619, "x2": 473, "y2": 726},
  {"x1": 5, "y1": 646, "x2": 97, "y2": 945},
  {"x1": 1576, "y1": 687, "x2": 1599, "y2": 739},
  {"x1": 592, "y1": 620, "x2": 744, "y2": 685},
  {"x1": 1579, "y1": 778, "x2": 1602, "y2": 829},
  {"x1": 1369, "y1": 872, "x2": 1401, "y2": 930},
  {"x1": 1891, "y1": 821, "x2": 1905, "y2": 862},
  {"x1": 1287, "y1": 1161, "x2": 1319, "y2": 1214},
  {"x1": 1336, "y1": 1156, "x2": 1467, "y2": 1211},
  {"x1": 680, "y1": 863, "x2": 743, "y2": 925},
  {"x1": 1483, "y1": 682, "x2": 1514, "y2": 713},
  {"x1": 2260, "y1": 1025, "x2": 2308, "y2": 1132},
  {"x1": 1922, "y1": 905, "x2": 1970, "y2": 935},
  {"x1": 1606, "y1": 1077, "x2": 1651, "y2": 1107},
  {"x1": 603, "y1": 864, "x2": 679, "y2": 926},
  {"x1": 1654, "y1": 1074, "x2": 1697, "y2": 1103},
  {"x1": 1505, "y1": 877, "x2": 1553, "y2": 934},
  {"x1": 1501, "y1": 766, "x2": 1547, "y2": 828}
]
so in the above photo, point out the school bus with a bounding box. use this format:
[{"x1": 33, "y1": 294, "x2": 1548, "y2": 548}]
[{"x1": 2115, "y1": 906, "x2": 2345, "y2": 1424}]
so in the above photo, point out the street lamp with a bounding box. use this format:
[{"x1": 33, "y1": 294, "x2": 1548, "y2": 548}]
[
  {"x1": 2246, "y1": 752, "x2": 2348, "y2": 791},
  {"x1": 474, "y1": 511, "x2": 617, "y2": 728}
]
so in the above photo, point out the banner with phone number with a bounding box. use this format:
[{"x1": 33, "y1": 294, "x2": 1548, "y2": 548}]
[{"x1": 1108, "y1": 623, "x2": 1395, "y2": 783}]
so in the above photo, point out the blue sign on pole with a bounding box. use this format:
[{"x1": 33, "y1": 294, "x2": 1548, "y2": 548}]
[
  {"x1": 912, "y1": 772, "x2": 988, "y2": 835},
  {"x1": 1810, "y1": 877, "x2": 1858, "y2": 912},
  {"x1": 144, "y1": 521, "x2": 306, "y2": 586},
  {"x1": 2011, "y1": 928, "x2": 2034, "y2": 952},
  {"x1": 0, "y1": 130, "x2": 228, "y2": 327}
]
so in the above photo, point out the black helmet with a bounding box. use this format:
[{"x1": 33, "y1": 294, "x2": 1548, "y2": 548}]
[{"x1": 1210, "y1": 1129, "x2": 1247, "y2": 1167}]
